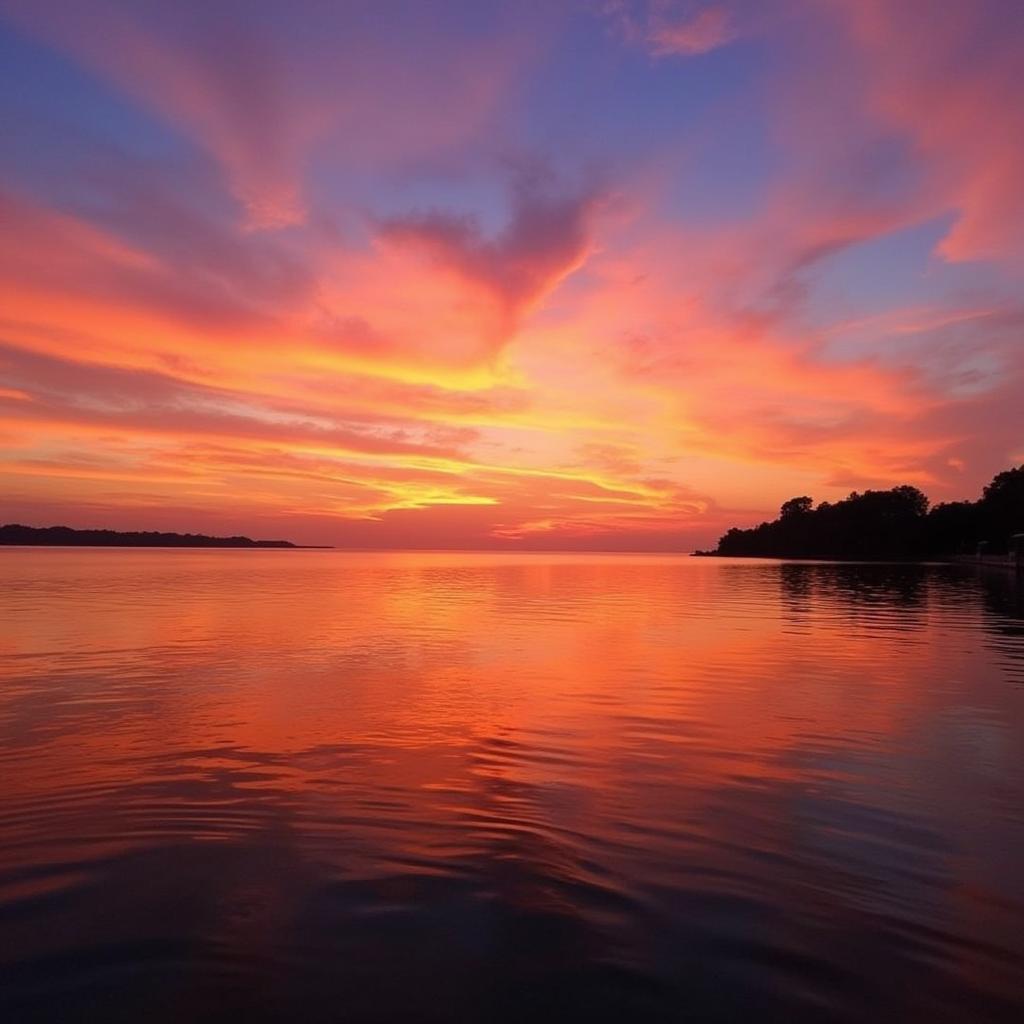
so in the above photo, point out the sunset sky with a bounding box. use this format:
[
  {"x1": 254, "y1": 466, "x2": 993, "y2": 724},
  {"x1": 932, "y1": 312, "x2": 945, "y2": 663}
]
[{"x1": 1, "y1": 0, "x2": 1022, "y2": 549}]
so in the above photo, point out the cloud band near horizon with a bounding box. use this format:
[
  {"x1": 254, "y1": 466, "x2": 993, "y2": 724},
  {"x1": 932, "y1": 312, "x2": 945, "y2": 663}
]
[{"x1": 1, "y1": 0, "x2": 1022, "y2": 548}]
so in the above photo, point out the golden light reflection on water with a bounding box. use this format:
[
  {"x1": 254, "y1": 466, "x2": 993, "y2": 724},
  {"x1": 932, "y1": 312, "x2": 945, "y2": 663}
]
[{"x1": 1, "y1": 550, "x2": 1023, "y2": 1022}]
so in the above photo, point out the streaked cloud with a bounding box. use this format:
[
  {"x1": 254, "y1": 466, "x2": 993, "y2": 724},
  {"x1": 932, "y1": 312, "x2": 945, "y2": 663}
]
[{"x1": 1, "y1": 0, "x2": 1022, "y2": 547}]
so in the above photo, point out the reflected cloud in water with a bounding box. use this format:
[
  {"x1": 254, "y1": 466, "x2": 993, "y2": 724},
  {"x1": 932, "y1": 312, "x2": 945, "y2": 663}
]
[{"x1": 1, "y1": 551, "x2": 1022, "y2": 1022}]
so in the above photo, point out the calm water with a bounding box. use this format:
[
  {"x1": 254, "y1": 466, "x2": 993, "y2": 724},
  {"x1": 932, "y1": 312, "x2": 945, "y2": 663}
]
[{"x1": 1, "y1": 550, "x2": 1023, "y2": 1023}]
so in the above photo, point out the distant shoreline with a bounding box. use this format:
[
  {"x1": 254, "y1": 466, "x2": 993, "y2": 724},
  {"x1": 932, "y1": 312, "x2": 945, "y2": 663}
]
[{"x1": 0, "y1": 524, "x2": 330, "y2": 549}]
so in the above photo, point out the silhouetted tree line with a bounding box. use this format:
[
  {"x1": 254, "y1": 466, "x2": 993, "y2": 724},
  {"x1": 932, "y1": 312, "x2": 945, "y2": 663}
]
[
  {"x1": 0, "y1": 524, "x2": 298, "y2": 548},
  {"x1": 701, "y1": 466, "x2": 1024, "y2": 560}
]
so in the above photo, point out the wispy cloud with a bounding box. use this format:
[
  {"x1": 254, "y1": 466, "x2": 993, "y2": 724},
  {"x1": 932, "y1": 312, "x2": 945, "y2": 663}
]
[
  {"x1": 649, "y1": 5, "x2": 735, "y2": 56},
  {"x1": 1, "y1": 0, "x2": 1023, "y2": 547}
]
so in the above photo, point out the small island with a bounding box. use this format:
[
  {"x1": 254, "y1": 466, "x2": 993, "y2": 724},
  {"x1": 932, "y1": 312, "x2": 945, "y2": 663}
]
[
  {"x1": 0, "y1": 524, "x2": 314, "y2": 548},
  {"x1": 695, "y1": 465, "x2": 1024, "y2": 562}
]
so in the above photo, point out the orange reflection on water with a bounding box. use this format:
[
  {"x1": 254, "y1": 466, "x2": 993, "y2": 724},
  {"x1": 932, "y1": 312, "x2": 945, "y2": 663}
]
[{"x1": 1, "y1": 550, "x2": 1023, "y2": 1021}]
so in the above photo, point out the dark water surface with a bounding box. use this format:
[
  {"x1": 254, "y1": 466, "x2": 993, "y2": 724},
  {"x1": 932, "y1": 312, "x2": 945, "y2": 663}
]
[{"x1": 1, "y1": 550, "x2": 1023, "y2": 1022}]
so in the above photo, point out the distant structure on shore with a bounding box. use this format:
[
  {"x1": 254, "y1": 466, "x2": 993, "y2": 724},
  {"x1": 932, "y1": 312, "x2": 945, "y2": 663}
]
[
  {"x1": 695, "y1": 466, "x2": 1024, "y2": 562},
  {"x1": 0, "y1": 524, "x2": 303, "y2": 548}
]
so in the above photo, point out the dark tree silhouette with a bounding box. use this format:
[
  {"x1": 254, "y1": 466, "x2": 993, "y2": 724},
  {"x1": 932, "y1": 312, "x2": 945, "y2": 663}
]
[
  {"x1": 780, "y1": 496, "x2": 813, "y2": 519},
  {"x1": 978, "y1": 467, "x2": 1024, "y2": 552},
  {"x1": 704, "y1": 467, "x2": 1023, "y2": 560}
]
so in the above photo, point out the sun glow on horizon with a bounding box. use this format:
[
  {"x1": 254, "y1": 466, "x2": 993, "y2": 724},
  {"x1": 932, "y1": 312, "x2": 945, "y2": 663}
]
[{"x1": 1, "y1": 0, "x2": 1023, "y2": 548}]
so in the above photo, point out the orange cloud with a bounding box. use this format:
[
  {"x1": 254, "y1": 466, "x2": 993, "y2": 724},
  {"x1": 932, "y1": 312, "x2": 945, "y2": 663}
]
[{"x1": 2, "y1": 0, "x2": 1023, "y2": 548}]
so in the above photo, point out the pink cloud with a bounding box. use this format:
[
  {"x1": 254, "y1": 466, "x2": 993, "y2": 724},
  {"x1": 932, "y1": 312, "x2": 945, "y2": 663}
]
[
  {"x1": 2, "y1": 0, "x2": 1023, "y2": 548},
  {"x1": 0, "y1": 1, "x2": 540, "y2": 230},
  {"x1": 378, "y1": 172, "x2": 602, "y2": 351},
  {"x1": 649, "y1": 5, "x2": 735, "y2": 56},
  {"x1": 828, "y1": 0, "x2": 1024, "y2": 265},
  {"x1": 0, "y1": 1, "x2": 314, "y2": 228}
]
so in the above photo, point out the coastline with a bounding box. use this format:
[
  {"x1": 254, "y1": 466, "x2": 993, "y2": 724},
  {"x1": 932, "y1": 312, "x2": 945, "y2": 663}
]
[{"x1": 691, "y1": 551, "x2": 1022, "y2": 571}]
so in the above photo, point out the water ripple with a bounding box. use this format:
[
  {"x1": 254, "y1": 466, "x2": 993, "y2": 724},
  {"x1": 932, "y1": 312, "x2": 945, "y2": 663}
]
[{"x1": 1, "y1": 550, "x2": 1022, "y2": 1021}]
